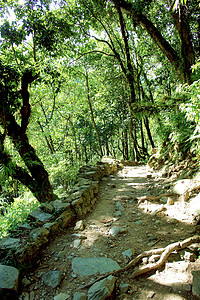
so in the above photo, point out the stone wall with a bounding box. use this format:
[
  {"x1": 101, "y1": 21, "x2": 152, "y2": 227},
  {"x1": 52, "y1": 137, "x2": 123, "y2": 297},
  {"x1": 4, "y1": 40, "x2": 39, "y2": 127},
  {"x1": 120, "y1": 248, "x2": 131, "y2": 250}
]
[{"x1": 0, "y1": 158, "x2": 122, "y2": 297}]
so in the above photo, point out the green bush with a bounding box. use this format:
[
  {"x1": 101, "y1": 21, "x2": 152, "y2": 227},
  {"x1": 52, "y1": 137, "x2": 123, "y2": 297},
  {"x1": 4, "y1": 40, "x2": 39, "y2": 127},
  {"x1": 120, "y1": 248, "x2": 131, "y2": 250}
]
[{"x1": 0, "y1": 192, "x2": 39, "y2": 239}]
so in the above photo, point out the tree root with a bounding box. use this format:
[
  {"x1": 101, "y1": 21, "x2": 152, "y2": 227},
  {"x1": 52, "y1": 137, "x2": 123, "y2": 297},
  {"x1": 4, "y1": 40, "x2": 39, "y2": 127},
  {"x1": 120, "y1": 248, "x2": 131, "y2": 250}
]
[
  {"x1": 81, "y1": 235, "x2": 200, "y2": 289},
  {"x1": 138, "y1": 193, "x2": 172, "y2": 205}
]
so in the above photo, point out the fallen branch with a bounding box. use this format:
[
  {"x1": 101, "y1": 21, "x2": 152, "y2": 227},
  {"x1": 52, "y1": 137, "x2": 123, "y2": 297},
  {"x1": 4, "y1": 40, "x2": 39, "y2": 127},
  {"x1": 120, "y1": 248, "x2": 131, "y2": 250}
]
[{"x1": 81, "y1": 235, "x2": 200, "y2": 289}]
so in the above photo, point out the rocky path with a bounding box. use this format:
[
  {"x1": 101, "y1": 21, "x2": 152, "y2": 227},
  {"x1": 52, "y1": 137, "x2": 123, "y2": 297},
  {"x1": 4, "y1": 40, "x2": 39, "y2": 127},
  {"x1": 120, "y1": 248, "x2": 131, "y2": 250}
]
[{"x1": 19, "y1": 165, "x2": 200, "y2": 300}]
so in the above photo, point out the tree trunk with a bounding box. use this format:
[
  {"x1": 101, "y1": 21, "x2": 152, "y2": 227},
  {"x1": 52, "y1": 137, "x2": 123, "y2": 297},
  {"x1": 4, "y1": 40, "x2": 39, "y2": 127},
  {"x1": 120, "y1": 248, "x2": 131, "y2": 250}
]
[
  {"x1": 144, "y1": 116, "x2": 155, "y2": 149},
  {"x1": 0, "y1": 127, "x2": 55, "y2": 203},
  {"x1": 85, "y1": 71, "x2": 104, "y2": 158},
  {"x1": 0, "y1": 70, "x2": 56, "y2": 203},
  {"x1": 124, "y1": 129, "x2": 129, "y2": 160}
]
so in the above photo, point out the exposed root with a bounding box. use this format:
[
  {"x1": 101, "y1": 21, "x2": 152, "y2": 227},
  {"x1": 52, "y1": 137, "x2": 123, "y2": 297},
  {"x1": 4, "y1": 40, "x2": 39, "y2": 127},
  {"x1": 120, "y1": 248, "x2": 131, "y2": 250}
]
[
  {"x1": 131, "y1": 235, "x2": 200, "y2": 278},
  {"x1": 138, "y1": 193, "x2": 172, "y2": 205},
  {"x1": 82, "y1": 235, "x2": 200, "y2": 289}
]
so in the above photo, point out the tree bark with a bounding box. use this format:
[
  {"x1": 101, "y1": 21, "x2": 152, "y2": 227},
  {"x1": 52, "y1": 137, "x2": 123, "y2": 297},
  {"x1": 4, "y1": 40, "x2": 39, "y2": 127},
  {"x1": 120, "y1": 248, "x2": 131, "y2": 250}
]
[
  {"x1": 144, "y1": 116, "x2": 155, "y2": 149},
  {"x1": 0, "y1": 70, "x2": 56, "y2": 203}
]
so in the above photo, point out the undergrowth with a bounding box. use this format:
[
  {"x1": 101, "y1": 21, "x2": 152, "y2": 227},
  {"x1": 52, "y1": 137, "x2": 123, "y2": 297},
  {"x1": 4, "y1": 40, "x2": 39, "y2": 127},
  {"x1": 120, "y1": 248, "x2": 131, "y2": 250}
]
[{"x1": 0, "y1": 192, "x2": 39, "y2": 239}]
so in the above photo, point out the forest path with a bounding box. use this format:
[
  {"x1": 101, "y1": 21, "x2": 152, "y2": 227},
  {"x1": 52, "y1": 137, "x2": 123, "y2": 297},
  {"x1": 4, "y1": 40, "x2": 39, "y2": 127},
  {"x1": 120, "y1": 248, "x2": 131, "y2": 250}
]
[{"x1": 19, "y1": 165, "x2": 199, "y2": 300}]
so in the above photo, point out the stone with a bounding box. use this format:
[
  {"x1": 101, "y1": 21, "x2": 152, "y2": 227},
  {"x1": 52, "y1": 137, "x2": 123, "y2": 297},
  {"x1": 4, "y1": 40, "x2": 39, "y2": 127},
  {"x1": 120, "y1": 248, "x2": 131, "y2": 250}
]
[
  {"x1": 18, "y1": 223, "x2": 32, "y2": 230},
  {"x1": 29, "y1": 227, "x2": 50, "y2": 240},
  {"x1": 88, "y1": 275, "x2": 116, "y2": 300},
  {"x1": 56, "y1": 209, "x2": 74, "y2": 227},
  {"x1": 74, "y1": 220, "x2": 85, "y2": 231},
  {"x1": 72, "y1": 257, "x2": 120, "y2": 276},
  {"x1": 119, "y1": 283, "x2": 129, "y2": 293},
  {"x1": 73, "y1": 291, "x2": 87, "y2": 300},
  {"x1": 109, "y1": 226, "x2": 127, "y2": 236},
  {"x1": 122, "y1": 249, "x2": 133, "y2": 260},
  {"x1": 116, "y1": 202, "x2": 124, "y2": 211},
  {"x1": 73, "y1": 239, "x2": 81, "y2": 248},
  {"x1": 43, "y1": 222, "x2": 59, "y2": 233},
  {"x1": 109, "y1": 226, "x2": 120, "y2": 236},
  {"x1": 29, "y1": 208, "x2": 52, "y2": 223},
  {"x1": 50, "y1": 200, "x2": 70, "y2": 212},
  {"x1": 40, "y1": 203, "x2": 54, "y2": 214},
  {"x1": 21, "y1": 277, "x2": 31, "y2": 287},
  {"x1": 42, "y1": 270, "x2": 61, "y2": 288},
  {"x1": 115, "y1": 211, "x2": 122, "y2": 217},
  {"x1": 192, "y1": 270, "x2": 200, "y2": 298},
  {"x1": 0, "y1": 237, "x2": 20, "y2": 250},
  {"x1": 54, "y1": 292, "x2": 70, "y2": 300},
  {"x1": 0, "y1": 264, "x2": 20, "y2": 291},
  {"x1": 72, "y1": 233, "x2": 87, "y2": 240},
  {"x1": 147, "y1": 291, "x2": 155, "y2": 299}
]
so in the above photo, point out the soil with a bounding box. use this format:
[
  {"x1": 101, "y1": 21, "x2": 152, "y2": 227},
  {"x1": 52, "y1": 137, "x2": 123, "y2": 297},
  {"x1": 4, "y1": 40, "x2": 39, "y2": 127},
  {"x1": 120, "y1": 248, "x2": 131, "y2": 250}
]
[{"x1": 19, "y1": 164, "x2": 200, "y2": 300}]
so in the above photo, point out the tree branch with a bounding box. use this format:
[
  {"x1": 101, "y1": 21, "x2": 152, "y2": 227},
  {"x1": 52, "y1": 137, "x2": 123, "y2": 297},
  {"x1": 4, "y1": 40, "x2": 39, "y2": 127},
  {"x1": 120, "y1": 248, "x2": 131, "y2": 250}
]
[{"x1": 111, "y1": 0, "x2": 181, "y2": 74}]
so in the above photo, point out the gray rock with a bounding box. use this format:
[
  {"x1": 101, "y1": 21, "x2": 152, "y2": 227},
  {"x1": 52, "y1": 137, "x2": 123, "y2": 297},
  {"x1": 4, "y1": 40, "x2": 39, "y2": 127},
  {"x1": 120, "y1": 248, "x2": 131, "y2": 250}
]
[
  {"x1": 122, "y1": 249, "x2": 133, "y2": 260},
  {"x1": 73, "y1": 239, "x2": 81, "y2": 248},
  {"x1": 29, "y1": 227, "x2": 50, "y2": 240},
  {"x1": 50, "y1": 200, "x2": 70, "y2": 212},
  {"x1": 29, "y1": 208, "x2": 52, "y2": 223},
  {"x1": 119, "y1": 283, "x2": 129, "y2": 293},
  {"x1": 0, "y1": 264, "x2": 20, "y2": 291},
  {"x1": 115, "y1": 211, "x2": 122, "y2": 217},
  {"x1": 88, "y1": 275, "x2": 116, "y2": 300},
  {"x1": 116, "y1": 202, "x2": 124, "y2": 211},
  {"x1": 192, "y1": 270, "x2": 200, "y2": 298},
  {"x1": 0, "y1": 237, "x2": 20, "y2": 250},
  {"x1": 72, "y1": 257, "x2": 120, "y2": 276},
  {"x1": 43, "y1": 222, "x2": 59, "y2": 233},
  {"x1": 42, "y1": 270, "x2": 61, "y2": 288},
  {"x1": 72, "y1": 233, "x2": 87, "y2": 240},
  {"x1": 54, "y1": 292, "x2": 70, "y2": 300},
  {"x1": 147, "y1": 291, "x2": 155, "y2": 299},
  {"x1": 73, "y1": 291, "x2": 87, "y2": 300},
  {"x1": 40, "y1": 203, "x2": 54, "y2": 214},
  {"x1": 18, "y1": 223, "x2": 32, "y2": 230},
  {"x1": 74, "y1": 220, "x2": 85, "y2": 231},
  {"x1": 109, "y1": 226, "x2": 127, "y2": 236}
]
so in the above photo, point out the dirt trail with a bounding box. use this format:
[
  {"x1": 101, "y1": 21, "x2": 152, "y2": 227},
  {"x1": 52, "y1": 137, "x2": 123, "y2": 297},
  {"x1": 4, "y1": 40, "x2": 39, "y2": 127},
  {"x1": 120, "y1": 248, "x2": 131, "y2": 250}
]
[{"x1": 19, "y1": 165, "x2": 200, "y2": 300}]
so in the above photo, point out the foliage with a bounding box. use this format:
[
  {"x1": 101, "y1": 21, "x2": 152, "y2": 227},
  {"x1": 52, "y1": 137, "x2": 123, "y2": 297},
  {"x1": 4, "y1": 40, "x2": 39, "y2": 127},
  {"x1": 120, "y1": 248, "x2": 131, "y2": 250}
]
[
  {"x1": 0, "y1": 0, "x2": 199, "y2": 237},
  {"x1": 0, "y1": 192, "x2": 39, "y2": 239}
]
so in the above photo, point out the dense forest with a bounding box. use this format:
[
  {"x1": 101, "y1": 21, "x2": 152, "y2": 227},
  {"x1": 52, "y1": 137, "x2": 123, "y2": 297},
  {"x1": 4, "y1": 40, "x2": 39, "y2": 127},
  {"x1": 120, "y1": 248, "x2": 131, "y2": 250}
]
[{"x1": 0, "y1": 0, "x2": 200, "y2": 235}]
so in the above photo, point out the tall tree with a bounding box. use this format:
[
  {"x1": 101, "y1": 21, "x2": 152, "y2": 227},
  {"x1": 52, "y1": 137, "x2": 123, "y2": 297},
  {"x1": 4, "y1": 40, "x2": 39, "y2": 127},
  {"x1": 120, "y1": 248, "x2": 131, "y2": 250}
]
[{"x1": 110, "y1": 0, "x2": 198, "y2": 83}]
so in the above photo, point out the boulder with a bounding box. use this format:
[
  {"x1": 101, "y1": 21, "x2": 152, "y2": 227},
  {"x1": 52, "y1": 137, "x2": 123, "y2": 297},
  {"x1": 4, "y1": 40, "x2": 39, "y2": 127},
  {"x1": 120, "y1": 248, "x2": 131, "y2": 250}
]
[{"x1": 72, "y1": 257, "x2": 120, "y2": 276}]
